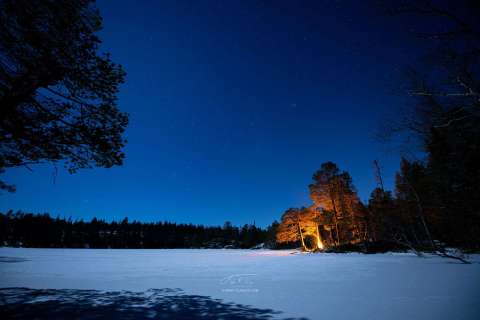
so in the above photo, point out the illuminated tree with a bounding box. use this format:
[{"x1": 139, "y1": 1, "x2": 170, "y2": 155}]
[
  {"x1": 309, "y1": 162, "x2": 364, "y2": 245},
  {"x1": 276, "y1": 207, "x2": 326, "y2": 251},
  {"x1": 309, "y1": 162, "x2": 341, "y2": 244},
  {"x1": 276, "y1": 208, "x2": 304, "y2": 249}
]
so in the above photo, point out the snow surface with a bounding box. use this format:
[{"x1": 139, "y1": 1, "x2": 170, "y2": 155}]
[{"x1": 1, "y1": 248, "x2": 479, "y2": 319}]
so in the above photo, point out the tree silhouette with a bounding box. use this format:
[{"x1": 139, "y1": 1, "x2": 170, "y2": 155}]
[
  {"x1": 380, "y1": 0, "x2": 480, "y2": 248},
  {"x1": 0, "y1": 211, "x2": 272, "y2": 249},
  {"x1": 0, "y1": 0, "x2": 128, "y2": 191}
]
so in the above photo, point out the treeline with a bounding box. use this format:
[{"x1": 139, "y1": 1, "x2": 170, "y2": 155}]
[{"x1": 0, "y1": 211, "x2": 277, "y2": 249}]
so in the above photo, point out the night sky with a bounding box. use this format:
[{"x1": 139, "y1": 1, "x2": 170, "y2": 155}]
[{"x1": 1, "y1": 1, "x2": 424, "y2": 226}]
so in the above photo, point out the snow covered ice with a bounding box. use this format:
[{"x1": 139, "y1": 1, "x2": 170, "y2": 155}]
[{"x1": 1, "y1": 248, "x2": 479, "y2": 319}]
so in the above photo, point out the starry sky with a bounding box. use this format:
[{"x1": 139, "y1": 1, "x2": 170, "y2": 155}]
[{"x1": 1, "y1": 0, "x2": 427, "y2": 226}]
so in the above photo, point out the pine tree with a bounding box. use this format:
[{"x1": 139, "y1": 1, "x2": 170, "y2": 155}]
[{"x1": 309, "y1": 162, "x2": 364, "y2": 246}]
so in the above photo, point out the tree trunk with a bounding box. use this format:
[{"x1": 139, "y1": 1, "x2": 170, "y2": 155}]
[
  {"x1": 405, "y1": 177, "x2": 435, "y2": 249},
  {"x1": 297, "y1": 223, "x2": 307, "y2": 251},
  {"x1": 330, "y1": 198, "x2": 341, "y2": 246}
]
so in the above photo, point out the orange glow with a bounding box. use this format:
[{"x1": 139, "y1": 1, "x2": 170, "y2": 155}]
[{"x1": 316, "y1": 233, "x2": 324, "y2": 250}]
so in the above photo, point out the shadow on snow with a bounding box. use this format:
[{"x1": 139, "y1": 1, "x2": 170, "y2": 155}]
[{"x1": 0, "y1": 287, "x2": 307, "y2": 320}]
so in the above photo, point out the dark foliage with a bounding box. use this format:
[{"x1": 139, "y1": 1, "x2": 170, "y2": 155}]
[
  {"x1": 0, "y1": 211, "x2": 276, "y2": 249},
  {"x1": 367, "y1": 1, "x2": 480, "y2": 252},
  {"x1": 364, "y1": 158, "x2": 479, "y2": 252},
  {"x1": 0, "y1": 0, "x2": 128, "y2": 191}
]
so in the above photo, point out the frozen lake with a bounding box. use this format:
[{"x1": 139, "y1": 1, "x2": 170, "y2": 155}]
[{"x1": 1, "y1": 248, "x2": 479, "y2": 319}]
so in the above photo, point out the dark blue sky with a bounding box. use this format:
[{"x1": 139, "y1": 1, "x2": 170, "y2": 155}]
[{"x1": 2, "y1": 1, "x2": 422, "y2": 226}]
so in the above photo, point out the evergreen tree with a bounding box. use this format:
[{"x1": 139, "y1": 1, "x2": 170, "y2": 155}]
[
  {"x1": 276, "y1": 208, "x2": 303, "y2": 249},
  {"x1": 382, "y1": 0, "x2": 480, "y2": 249},
  {"x1": 309, "y1": 162, "x2": 365, "y2": 245},
  {"x1": 367, "y1": 188, "x2": 395, "y2": 242},
  {"x1": 0, "y1": 212, "x2": 270, "y2": 249},
  {"x1": 0, "y1": 0, "x2": 128, "y2": 191}
]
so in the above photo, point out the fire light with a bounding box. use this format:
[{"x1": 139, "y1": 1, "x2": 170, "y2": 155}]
[{"x1": 316, "y1": 233, "x2": 324, "y2": 250}]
